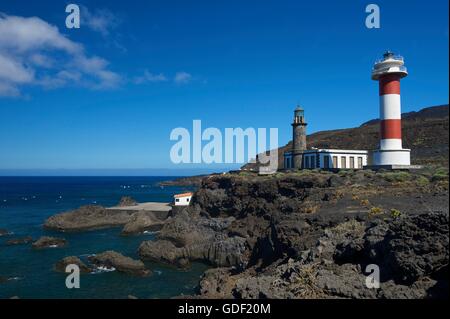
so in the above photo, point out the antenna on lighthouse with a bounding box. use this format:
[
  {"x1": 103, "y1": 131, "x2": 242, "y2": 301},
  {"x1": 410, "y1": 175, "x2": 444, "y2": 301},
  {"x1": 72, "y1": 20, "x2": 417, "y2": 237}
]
[{"x1": 383, "y1": 50, "x2": 394, "y2": 59}]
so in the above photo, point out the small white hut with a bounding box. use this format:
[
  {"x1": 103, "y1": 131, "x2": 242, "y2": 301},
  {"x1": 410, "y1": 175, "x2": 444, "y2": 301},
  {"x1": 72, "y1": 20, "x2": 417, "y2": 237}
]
[{"x1": 173, "y1": 192, "x2": 193, "y2": 206}]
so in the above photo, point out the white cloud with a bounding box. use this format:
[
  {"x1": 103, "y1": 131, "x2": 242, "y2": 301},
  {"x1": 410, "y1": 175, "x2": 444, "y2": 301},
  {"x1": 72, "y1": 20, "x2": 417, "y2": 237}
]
[
  {"x1": 0, "y1": 82, "x2": 20, "y2": 97},
  {"x1": 0, "y1": 13, "x2": 122, "y2": 97},
  {"x1": 174, "y1": 71, "x2": 192, "y2": 84},
  {"x1": 133, "y1": 70, "x2": 168, "y2": 84},
  {"x1": 81, "y1": 6, "x2": 120, "y2": 37},
  {"x1": 0, "y1": 14, "x2": 81, "y2": 54},
  {"x1": 0, "y1": 53, "x2": 35, "y2": 84}
]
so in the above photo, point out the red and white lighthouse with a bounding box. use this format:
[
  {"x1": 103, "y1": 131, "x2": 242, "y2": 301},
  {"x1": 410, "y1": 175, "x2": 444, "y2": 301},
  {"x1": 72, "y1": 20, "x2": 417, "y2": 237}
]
[{"x1": 371, "y1": 51, "x2": 411, "y2": 166}]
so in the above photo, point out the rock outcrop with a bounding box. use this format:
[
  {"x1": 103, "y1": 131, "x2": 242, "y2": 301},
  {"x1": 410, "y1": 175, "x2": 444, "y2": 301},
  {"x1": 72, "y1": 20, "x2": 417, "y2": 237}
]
[
  {"x1": 32, "y1": 236, "x2": 67, "y2": 249},
  {"x1": 44, "y1": 205, "x2": 135, "y2": 232},
  {"x1": 0, "y1": 229, "x2": 10, "y2": 236},
  {"x1": 145, "y1": 170, "x2": 448, "y2": 299},
  {"x1": 121, "y1": 211, "x2": 165, "y2": 235},
  {"x1": 196, "y1": 212, "x2": 448, "y2": 299},
  {"x1": 117, "y1": 196, "x2": 138, "y2": 207},
  {"x1": 44, "y1": 204, "x2": 168, "y2": 234},
  {"x1": 88, "y1": 251, "x2": 151, "y2": 276},
  {"x1": 55, "y1": 256, "x2": 92, "y2": 273},
  {"x1": 139, "y1": 210, "x2": 246, "y2": 268},
  {"x1": 158, "y1": 175, "x2": 210, "y2": 187},
  {"x1": 6, "y1": 236, "x2": 33, "y2": 245}
]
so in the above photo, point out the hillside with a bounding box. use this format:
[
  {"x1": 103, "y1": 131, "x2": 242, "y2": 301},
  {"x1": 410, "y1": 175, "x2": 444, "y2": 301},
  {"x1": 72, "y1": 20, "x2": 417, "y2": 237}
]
[{"x1": 243, "y1": 104, "x2": 449, "y2": 170}]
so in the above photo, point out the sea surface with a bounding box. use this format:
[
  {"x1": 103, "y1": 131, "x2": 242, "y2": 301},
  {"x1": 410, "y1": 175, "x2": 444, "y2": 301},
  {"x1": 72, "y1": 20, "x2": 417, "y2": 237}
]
[{"x1": 0, "y1": 176, "x2": 208, "y2": 299}]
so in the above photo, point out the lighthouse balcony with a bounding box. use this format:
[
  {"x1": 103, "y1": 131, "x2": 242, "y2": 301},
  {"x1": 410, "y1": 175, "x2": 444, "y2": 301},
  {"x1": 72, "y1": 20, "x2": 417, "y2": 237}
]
[
  {"x1": 371, "y1": 65, "x2": 407, "y2": 80},
  {"x1": 374, "y1": 54, "x2": 404, "y2": 64}
]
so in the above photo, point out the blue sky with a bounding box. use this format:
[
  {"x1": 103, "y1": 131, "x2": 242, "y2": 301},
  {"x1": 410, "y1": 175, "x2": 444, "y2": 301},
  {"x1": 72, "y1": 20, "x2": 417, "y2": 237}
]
[{"x1": 0, "y1": 0, "x2": 448, "y2": 175}]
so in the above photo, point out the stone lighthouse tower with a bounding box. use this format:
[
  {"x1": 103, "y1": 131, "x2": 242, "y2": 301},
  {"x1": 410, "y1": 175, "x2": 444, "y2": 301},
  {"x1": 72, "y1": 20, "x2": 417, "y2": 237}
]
[
  {"x1": 371, "y1": 51, "x2": 411, "y2": 166},
  {"x1": 292, "y1": 106, "x2": 307, "y2": 169}
]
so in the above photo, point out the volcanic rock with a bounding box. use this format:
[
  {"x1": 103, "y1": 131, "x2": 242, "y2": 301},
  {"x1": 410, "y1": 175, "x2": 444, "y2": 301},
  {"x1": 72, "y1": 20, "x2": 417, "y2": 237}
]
[
  {"x1": 121, "y1": 211, "x2": 165, "y2": 235},
  {"x1": 0, "y1": 229, "x2": 10, "y2": 236},
  {"x1": 32, "y1": 236, "x2": 67, "y2": 249},
  {"x1": 88, "y1": 251, "x2": 151, "y2": 276},
  {"x1": 55, "y1": 256, "x2": 92, "y2": 273},
  {"x1": 44, "y1": 205, "x2": 134, "y2": 232}
]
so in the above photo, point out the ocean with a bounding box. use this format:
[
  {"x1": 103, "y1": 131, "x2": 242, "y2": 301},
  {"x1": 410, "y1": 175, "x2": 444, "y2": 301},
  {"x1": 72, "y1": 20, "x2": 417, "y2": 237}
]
[{"x1": 0, "y1": 176, "x2": 208, "y2": 299}]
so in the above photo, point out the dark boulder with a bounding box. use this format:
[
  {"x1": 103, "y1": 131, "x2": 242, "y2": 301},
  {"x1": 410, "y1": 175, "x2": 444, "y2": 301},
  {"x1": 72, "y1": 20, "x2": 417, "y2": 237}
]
[
  {"x1": 364, "y1": 212, "x2": 449, "y2": 284},
  {"x1": 0, "y1": 229, "x2": 11, "y2": 237},
  {"x1": 55, "y1": 256, "x2": 92, "y2": 273},
  {"x1": 88, "y1": 251, "x2": 151, "y2": 276},
  {"x1": 32, "y1": 236, "x2": 67, "y2": 249},
  {"x1": 121, "y1": 211, "x2": 165, "y2": 235}
]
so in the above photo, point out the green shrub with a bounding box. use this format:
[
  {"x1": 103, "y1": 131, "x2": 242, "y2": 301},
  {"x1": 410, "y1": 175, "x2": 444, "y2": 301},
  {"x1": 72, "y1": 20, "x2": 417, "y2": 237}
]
[
  {"x1": 435, "y1": 167, "x2": 448, "y2": 175},
  {"x1": 368, "y1": 206, "x2": 384, "y2": 218},
  {"x1": 380, "y1": 171, "x2": 411, "y2": 183},
  {"x1": 415, "y1": 176, "x2": 430, "y2": 186},
  {"x1": 432, "y1": 171, "x2": 449, "y2": 182},
  {"x1": 390, "y1": 208, "x2": 402, "y2": 219}
]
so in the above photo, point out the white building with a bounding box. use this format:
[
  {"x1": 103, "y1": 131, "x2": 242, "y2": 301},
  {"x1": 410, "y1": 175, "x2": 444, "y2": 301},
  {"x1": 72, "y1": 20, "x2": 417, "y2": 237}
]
[
  {"x1": 173, "y1": 192, "x2": 193, "y2": 206},
  {"x1": 284, "y1": 149, "x2": 368, "y2": 170}
]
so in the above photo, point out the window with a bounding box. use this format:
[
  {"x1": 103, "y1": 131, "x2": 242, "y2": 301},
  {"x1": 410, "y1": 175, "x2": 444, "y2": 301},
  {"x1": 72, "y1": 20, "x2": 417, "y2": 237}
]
[
  {"x1": 341, "y1": 156, "x2": 346, "y2": 169},
  {"x1": 187, "y1": 198, "x2": 190, "y2": 202},
  {"x1": 324, "y1": 156, "x2": 330, "y2": 169},
  {"x1": 175, "y1": 198, "x2": 180, "y2": 202},
  {"x1": 332, "y1": 156, "x2": 338, "y2": 168},
  {"x1": 350, "y1": 157, "x2": 355, "y2": 169},
  {"x1": 358, "y1": 157, "x2": 363, "y2": 168}
]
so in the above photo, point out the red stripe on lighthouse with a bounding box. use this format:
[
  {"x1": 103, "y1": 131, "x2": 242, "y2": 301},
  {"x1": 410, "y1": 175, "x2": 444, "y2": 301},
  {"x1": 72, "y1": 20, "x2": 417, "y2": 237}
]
[
  {"x1": 379, "y1": 74, "x2": 401, "y2": 95},
  {"x1": 380, "y1": 119, "x2": 402, "y2": 139}
]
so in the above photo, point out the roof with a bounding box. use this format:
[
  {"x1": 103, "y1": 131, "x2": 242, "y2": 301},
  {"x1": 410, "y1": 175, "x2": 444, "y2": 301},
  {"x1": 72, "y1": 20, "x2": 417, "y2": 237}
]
[
  {"x1": 284, "y1": 149, "x2": 369, "y2": 155},
  {"x1": 174, "y1": 192, "x2": 194, "y2": 198}
]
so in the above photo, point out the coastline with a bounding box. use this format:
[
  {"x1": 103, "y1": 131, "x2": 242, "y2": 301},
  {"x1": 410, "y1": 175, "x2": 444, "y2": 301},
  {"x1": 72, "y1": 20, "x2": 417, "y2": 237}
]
[{"x1": 1, "y1": 169, "x2": 448, "y2": 299}]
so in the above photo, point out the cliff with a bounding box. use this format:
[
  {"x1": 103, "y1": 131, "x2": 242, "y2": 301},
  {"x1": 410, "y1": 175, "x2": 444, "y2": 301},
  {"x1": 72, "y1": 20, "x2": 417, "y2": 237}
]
[{"x1": 139, "y1": 168, "x2": 449, "y2": 299}]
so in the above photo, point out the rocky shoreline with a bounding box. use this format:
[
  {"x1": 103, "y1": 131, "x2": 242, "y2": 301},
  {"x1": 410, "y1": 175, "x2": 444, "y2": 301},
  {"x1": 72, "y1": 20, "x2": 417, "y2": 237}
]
[
  {"x1": 38, "y1": 168, "x2": 449, "y2": 298},
  {"x1": 142, "y1": 169, "x2": 449, "y2": 298}
]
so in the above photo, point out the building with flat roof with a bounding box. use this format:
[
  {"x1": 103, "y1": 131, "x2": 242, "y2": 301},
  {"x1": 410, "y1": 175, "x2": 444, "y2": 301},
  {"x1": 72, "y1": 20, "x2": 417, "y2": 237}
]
[{"x1": 284, "y1": 149, "x2": 368, "y2": 170}]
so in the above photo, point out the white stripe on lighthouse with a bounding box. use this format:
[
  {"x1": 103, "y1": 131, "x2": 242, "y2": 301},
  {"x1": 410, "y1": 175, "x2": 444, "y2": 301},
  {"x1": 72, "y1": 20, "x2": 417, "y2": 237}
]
[
  {"x1": 380, "y1": 139, "x2": 403, "y2": 150},
  {"x1": 379, "y1": 94, "x2": 401, "y2": 119}
]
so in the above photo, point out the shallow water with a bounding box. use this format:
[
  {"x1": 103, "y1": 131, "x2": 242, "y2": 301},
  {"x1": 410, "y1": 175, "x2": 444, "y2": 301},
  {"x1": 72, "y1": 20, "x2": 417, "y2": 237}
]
[{"x1": 0, "y1": 176, "x2": 207, "y2": 299}]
